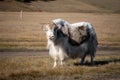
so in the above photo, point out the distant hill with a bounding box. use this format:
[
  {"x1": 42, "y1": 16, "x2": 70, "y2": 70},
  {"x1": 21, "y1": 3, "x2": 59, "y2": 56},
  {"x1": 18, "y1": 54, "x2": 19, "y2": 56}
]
[
  {"x1": 0, "y1": 0, "x2": 40, "y2": 11},
  {"x1": 0, "y1": 0, "x2": 119, "y2": 13}
]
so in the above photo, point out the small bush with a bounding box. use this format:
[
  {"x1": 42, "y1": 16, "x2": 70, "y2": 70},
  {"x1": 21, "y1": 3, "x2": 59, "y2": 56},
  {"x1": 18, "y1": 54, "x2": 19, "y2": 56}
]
[
  {"x1": 16, "y1": 0, "x2": 36, "y2": 2},
  {"x1": 40, "y1": 0, "x2": 56, "y2": 1},
  {"x1": 0, "y1": 0, "x2": 4, "y2": 1},
  {"x1": 16, "y1": 0, "x2": 55, "y2": 2}
]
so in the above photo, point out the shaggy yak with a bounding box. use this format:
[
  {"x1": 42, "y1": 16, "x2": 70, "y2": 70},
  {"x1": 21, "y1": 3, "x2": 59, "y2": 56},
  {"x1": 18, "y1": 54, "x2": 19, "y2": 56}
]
[
  {"x1": 44, "y1": 24, "x2": 68, "y2": 67},
  {"x1": 44, "y1": 19, "x2": 98, "y2": 67}
]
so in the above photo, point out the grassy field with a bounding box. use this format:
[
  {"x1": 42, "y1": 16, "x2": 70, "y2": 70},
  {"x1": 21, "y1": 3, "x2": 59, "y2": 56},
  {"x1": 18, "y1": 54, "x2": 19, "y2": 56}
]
[
  {"x1": 0, "y1": 50, "x2": 120, "y2": 80},
  {"x1": 80, "y1": 0, "x2": 120, "y2": 13},
  {"x1": 0, "y1": 12, "x2": 120, "y2": 80},
  {"x1": 0, "y1": 12, "x2": 120, "y2": 50}
]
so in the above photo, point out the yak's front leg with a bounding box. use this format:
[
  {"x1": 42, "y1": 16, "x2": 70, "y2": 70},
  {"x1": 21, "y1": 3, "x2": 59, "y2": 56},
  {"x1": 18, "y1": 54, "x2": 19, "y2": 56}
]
[
  {"x1": 59, "y1": 49, "x2": 66, "y2": 66},
  {"x1": 53, "y1": 58, "x2": 58, "y2": 68},
  {"x1": 60, "y1": 59, "x2": 65, "y2": 66}
]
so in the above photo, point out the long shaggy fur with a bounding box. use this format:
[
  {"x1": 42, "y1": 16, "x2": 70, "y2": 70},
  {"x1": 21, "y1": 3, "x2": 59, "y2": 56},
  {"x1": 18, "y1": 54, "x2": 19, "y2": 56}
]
[
  {"x1": 53, "y1": 19, "x2": 90, "y2": 45},
  {"x1": 44, "y1": 24, "x2": 68, "y2": 68},
  {"x1": 53, "y1": 19, "x2": 98, "y2": 64},
  {"x1": 53, "y1": 25, "x2": 98, "y2": 65},
  {"x1": 44, "y1": 19, "x2": 98, "y2": 67}
]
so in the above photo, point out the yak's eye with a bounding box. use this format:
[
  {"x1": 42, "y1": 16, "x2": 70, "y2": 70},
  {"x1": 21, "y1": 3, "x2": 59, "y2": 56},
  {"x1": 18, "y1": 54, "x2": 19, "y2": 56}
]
[
  {"x1": 53, "y1": 31, "x2": 55, "y2": 33},
  {"x1": 54, "y1": 27, "x2": 58, "y2": 31},
  {"x1": 61, "y1": 23, "x2": 64, "y2": 27}
]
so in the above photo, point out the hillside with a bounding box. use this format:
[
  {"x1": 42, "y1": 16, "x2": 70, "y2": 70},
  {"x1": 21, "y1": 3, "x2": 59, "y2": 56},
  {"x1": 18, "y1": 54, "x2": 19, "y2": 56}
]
[
  {"x1": 0, "y1": 0, "x2": 40, "y2": 11},
  {"x1": 0, "y1": 0, "x2": 120, "y2": 13}
]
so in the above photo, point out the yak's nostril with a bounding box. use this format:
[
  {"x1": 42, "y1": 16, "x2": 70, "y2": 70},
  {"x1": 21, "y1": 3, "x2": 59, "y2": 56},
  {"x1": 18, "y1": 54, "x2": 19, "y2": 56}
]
[{"x1": 49, "y1": 36, "x2": 54, "y2": 39}]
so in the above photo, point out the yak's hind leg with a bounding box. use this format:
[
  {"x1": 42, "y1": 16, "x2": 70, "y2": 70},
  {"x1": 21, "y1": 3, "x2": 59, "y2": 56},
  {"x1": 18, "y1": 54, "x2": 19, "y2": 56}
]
[
  {"x1": 90, "y1": 55, "x2": 94, "y2": 65},
  {"x1": 90, "y1": 50, "x2": 95, "y2": 65},
  {"x1": 80, "y1": 53, "x2": 87, "y2": 65}
]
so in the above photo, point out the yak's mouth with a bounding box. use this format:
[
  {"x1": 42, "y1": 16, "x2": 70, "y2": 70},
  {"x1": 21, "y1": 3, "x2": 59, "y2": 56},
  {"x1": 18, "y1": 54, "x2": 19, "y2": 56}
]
[{"x1": 49, "y1": 36, "x2": 55, "y2": 40}]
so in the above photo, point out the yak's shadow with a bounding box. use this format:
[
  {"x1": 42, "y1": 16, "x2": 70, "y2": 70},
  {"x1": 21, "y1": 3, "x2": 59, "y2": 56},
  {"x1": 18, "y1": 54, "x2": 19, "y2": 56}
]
[{"x1": 74, "y1": 58, "x2": 120, "y2": 66}]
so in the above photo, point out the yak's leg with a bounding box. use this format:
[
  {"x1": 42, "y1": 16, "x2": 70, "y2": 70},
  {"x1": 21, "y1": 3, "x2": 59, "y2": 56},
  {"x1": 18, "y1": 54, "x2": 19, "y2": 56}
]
[
  {"x1": 53, "y1": 58, "x2": 58, "y2": 68},
  {"x1": 90, "y1": 55, "x2": 94, "y2": 65},
  {"x1": 80, "y1": 53, "x2": 87, "y2": 65},
  {"x1": 53, "y1": 60, "x2": 57, "y2": 68},
  {"x1": 59, "y1": 49, "x2": 65, "y2": 66},
  {"x1": 60, "y1": 60, "x2": 64, "y2": 66}
]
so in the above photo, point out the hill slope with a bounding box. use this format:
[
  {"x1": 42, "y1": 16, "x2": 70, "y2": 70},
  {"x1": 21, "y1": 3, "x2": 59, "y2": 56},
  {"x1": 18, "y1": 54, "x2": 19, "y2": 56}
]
[
  {"x1": 30, "y1": 0, "x2": 102, "y2": 13},
  {"x1": 0, "y1": 0, "x2": 119, "y2": 13},
  {"x1": 0, "y1": 0, "x2": 40, "y2": 11},
  {"x1": 80, "y1": 0, "x2": 120, "y2": 13}
]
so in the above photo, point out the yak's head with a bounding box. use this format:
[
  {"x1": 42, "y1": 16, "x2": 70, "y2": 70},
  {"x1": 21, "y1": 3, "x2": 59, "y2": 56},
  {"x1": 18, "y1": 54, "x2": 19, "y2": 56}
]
[
  {"x1": 43, "y1": 23, "x2": 59, "y2": 42},
  {"x1": 43, "y1": 23, "x2": 66, "y2": 43}
]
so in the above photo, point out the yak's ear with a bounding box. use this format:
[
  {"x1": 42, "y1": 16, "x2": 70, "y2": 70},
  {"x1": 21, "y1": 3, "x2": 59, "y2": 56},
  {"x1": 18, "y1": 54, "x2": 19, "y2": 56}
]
[
  {"x1": 43, "y1": 23, "x2": 50, "y2": 31},
  {"x1": 52, "y1": 23, "x2": 59, "y2": 30}
]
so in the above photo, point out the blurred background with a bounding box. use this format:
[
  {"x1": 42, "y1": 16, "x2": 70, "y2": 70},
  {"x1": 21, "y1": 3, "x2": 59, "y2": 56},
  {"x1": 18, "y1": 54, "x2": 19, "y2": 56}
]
[
  {"x1": 0, "y1": 0, "x2": 120, "y2": 80},
  {"x1": 0, "y1": 0, "x2": 120, "y2": 13}
]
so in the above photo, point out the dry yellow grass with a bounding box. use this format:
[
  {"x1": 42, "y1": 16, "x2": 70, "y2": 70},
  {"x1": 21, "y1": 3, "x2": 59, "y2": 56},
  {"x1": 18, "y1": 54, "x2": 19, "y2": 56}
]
[
  {"x1": 0, "y1": 12, "x2": 120, "y2": 50},
  {"x1": 0, "y1": 12, "x2": 119, "y2": 80},
  {"x1": 0, "y1": 53, "x2": 119, "y2": 80}
]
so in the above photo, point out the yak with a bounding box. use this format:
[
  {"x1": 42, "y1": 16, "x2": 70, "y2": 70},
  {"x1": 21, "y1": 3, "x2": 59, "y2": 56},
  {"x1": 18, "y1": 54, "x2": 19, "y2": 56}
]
[{"x1": 44, "y1": 19, "x2": 98, "y2": 67}]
